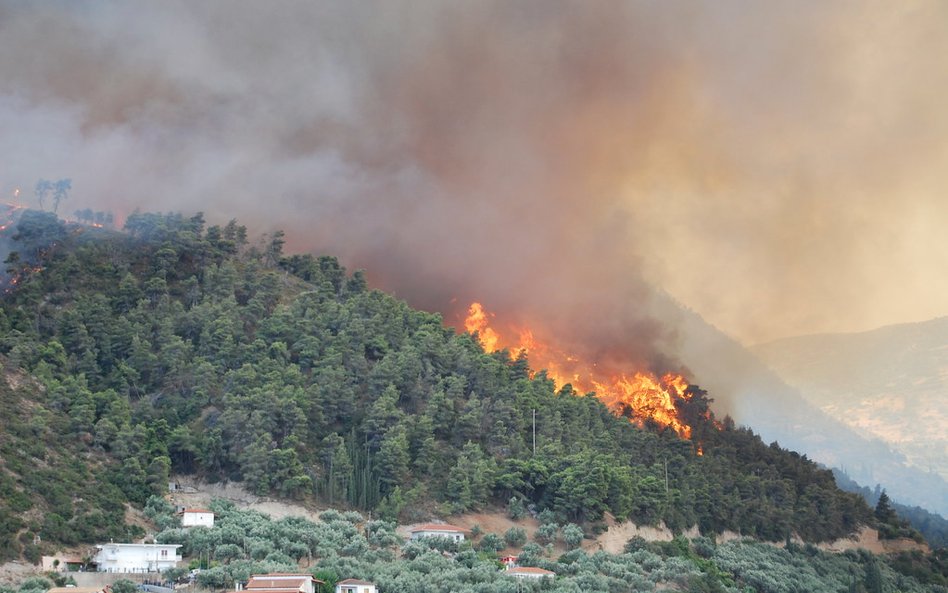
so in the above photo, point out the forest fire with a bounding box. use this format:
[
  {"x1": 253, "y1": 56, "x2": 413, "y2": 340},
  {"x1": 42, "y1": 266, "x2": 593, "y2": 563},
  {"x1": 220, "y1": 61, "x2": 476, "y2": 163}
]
[
  {"x1": 464, "y1": 302, "x2": 700, "y2": 439},
  {"x1": 464, "y1": 302, "x2": 501, "y2": 352}
]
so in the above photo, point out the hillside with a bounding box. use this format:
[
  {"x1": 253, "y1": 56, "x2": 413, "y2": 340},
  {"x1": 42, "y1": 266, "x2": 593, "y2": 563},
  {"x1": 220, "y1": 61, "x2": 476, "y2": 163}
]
[
  {"x1": 0, "y1": 356, "x2": 143, "y2": 562},
  {"x1": 0, "y1": 209, "x2": 900, "y2": 563},
  {"x1": 53, "y1": 498, "x2": 926, "y2": 593},
  {"x1": 138, "y1": 499, "x2": 944, "y2": 593},
  {"x1": 833, "y1": 469, "x2": 948, "y2": 550},
  {"x1": 647, "y1": 295, "x2": 948, "y2": 518},
  {"x1": 752, "y1": 319, "x2": 948, "y2": 483}
]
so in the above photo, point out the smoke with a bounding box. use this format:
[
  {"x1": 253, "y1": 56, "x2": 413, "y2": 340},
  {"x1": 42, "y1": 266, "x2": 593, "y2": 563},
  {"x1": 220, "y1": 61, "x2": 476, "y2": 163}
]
[{"x1": 2, "y1": 1, "x2": 947, "y2": 389}]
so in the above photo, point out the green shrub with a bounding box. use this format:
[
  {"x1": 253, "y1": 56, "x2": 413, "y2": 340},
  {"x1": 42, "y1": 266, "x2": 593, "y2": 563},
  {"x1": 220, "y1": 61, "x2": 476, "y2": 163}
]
[
  {"x1": 504, "y1": 527, "x2": 527, "y2": 548},
  {"x1": 478, "y1": 533, "x2": 504, "y2": 553},
  {"x1": 507, "y1": 497, "x2": 526, "y2": 520},
  {"x1": 535, "y1": 523, "x2": 558, "y2": 545},
  {"x1": 110, "y1": 580, "x2": 137, "y2": 593},
  {"x1": 17, "y1": 577, "x2": 53, "y2": 593},
  {"x1": 562, "y1": 523, "x2": 584, "y2": 550}
]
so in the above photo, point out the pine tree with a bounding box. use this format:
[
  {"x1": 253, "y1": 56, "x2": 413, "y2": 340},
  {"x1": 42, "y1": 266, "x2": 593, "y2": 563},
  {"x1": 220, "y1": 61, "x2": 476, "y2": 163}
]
[
  {"x1": 377, "y1": 425, "x2": 410, "y2": 494},
  {"x1": 874, "y1": 490, "x2": 895, "y2": 524}
]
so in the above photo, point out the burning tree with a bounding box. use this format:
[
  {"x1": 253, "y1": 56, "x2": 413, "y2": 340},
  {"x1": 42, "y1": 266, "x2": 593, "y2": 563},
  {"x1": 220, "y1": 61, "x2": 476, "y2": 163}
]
[{"x1": 464, "y1": 301, "x2": 716, "y2": 443}]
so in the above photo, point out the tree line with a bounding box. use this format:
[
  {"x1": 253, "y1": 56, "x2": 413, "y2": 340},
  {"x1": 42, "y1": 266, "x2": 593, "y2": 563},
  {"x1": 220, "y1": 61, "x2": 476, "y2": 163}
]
[{"x1": 0, "y1": 209, "x2": 897, "y2": 560}]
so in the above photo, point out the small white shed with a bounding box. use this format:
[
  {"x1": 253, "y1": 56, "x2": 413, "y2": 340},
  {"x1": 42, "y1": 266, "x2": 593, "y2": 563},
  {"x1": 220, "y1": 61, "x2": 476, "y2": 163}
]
[{"x1": 180, "y1": 508, "x2": 215, "y2": 528}]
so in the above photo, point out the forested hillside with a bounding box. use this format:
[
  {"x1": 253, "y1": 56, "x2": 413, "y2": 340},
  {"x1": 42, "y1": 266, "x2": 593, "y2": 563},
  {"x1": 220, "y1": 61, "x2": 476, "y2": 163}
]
[
  {"x1": 0, "y1": 355, "x2": 143, "y2": 562},
  {"x1": 0, "y1": 210, "x2": 881, "y2": 560}
]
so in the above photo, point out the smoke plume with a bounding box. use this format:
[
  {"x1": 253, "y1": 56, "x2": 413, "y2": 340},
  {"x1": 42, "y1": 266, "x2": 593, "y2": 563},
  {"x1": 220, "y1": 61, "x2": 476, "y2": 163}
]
[{"x1": 2, "y1": 1, "x2": 947, "y2": 411}]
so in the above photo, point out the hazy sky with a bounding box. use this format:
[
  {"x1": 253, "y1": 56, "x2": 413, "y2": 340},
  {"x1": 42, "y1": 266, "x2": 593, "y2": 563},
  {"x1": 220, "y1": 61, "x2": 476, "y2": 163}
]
[{"x1": 1, "y1": 1, "x2": 946, "y2": 348}]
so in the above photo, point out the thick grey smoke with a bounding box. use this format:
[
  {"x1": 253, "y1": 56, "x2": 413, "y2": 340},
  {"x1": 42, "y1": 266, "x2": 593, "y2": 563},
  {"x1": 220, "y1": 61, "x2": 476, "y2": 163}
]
[{"x1": 2, "y1": 1, "x2": 947, "y2": 397}]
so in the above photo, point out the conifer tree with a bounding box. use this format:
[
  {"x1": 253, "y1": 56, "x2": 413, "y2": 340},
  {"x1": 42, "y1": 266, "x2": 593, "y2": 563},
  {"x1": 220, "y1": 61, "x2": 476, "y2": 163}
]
[{"x1": 875, "y1": 490, "x2": 895, "y2": 524}]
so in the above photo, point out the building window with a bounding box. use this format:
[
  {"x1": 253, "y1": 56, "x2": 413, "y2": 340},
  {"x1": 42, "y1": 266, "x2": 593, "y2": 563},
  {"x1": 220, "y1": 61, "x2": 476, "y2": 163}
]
[{"x1": 161, "y1": 550, "x2": 168, "y2": 558}]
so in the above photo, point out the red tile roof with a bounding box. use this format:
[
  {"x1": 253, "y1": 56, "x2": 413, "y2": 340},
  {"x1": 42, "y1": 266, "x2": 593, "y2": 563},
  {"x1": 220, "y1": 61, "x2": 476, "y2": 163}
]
[
  {"x1": 244, "y1": 574, "x2": 325, "y2": 588},
  {"x1": 336, "y1": 579, "x2": 375, "y2": 586}
]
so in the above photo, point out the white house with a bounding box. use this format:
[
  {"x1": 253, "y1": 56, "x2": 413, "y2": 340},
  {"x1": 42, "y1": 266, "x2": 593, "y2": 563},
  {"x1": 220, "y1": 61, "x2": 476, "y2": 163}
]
[
  {"x1": 505, "y1": 567, "x2": 555, "y2": 580},
  {"x1": 408, "y1": 523, "x2": 467, "y2": 542},
  {"x1": 94, "y1": 543, "x2": 182, "y2": 573},
  {"x1": 335, "y1": 579, "x2": 377, "y2": 593},
  {"x1": 180, "y1": 508, "x2": 215, "y2": 528},
  {"x1": 245, "y1": 573, "x2": 323, "y2": 593}
]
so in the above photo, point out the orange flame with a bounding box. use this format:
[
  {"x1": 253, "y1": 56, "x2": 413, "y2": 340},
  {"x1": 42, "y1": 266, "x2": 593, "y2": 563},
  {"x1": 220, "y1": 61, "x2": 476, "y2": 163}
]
[
  {"x1": 594, "y1": 372, "x2": 694, "y2": 439},
  {"x1": 464, "y1": 302, "x2": 697, "y2": 439},
  {"x1": 464, "y1": 302, "x2": 501, "y2": 353}
]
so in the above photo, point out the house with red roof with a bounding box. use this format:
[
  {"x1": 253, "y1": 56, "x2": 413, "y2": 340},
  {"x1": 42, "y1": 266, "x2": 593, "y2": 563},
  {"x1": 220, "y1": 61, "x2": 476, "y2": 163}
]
[
  {"x1": 505, "y1": 566, "x2": 555, "y2": 580},
  {"x1": 242, "y1": 573, "x2": 324, "y2": 593}
]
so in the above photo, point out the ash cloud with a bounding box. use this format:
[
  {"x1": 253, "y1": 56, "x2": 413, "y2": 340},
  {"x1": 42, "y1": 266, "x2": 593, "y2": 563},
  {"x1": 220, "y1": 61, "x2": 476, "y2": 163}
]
[{"x1": 2, "y1": 1, "x2": 948, "y2": 410}]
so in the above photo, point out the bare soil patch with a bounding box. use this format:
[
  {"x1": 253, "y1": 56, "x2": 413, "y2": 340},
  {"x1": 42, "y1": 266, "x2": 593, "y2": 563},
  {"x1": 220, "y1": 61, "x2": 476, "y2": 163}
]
[{"x1": 169, "y1": 477, "x2": 325, "y2": 523}]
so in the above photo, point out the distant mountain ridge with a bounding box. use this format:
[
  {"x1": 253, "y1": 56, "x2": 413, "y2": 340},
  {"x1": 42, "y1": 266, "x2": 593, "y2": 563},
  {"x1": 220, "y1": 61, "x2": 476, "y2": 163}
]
[
  {"x1": 752, "y1": 318, "x2": 948, "y2": 486},
  {"x1": 647, "y1": 296, "x2": 948, "y2": 517}
]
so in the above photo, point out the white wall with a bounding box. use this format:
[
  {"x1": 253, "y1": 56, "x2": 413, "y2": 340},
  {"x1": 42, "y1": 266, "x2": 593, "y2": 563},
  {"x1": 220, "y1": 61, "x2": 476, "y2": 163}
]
[
  {"x1": 95, "y1": 544, "x2": 181, "y2": 573},
  {"x1": 335, "y1": 584, "x2": 377, "y2": 593},
  {"x1": 181, "y1": 512, "x2": 214, "y2": 528}
]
